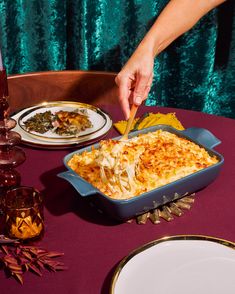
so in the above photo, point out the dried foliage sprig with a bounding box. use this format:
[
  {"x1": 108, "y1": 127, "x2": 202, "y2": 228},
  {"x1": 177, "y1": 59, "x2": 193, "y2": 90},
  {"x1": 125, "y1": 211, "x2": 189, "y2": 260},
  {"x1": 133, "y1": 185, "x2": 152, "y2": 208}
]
[{"x1": 0, "y1": 236, "x2": 67, "y2": 284}]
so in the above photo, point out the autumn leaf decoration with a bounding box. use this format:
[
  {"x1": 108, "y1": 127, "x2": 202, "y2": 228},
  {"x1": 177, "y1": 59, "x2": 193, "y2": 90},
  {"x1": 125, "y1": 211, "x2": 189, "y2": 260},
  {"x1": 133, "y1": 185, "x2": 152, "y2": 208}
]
[{"x1": 0, "y1": 238, "x2": 67, "y2": 284}]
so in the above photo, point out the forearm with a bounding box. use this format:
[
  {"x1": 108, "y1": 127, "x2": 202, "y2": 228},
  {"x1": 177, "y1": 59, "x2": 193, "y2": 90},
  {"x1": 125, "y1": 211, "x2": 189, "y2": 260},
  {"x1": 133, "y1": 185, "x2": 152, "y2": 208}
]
[{"x1": 139, "y1": 0, "x2": 226, "y2": 57}]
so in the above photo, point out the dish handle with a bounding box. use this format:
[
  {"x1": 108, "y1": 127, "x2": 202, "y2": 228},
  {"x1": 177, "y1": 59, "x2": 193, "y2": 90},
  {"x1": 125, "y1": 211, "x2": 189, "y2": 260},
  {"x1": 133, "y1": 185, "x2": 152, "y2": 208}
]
[
  {"x1": 58, "y1": 171, "x2": 97, "y2": 196},
  {"x1": 181, "y1": 127, "x2": 221, "y2": 149}
]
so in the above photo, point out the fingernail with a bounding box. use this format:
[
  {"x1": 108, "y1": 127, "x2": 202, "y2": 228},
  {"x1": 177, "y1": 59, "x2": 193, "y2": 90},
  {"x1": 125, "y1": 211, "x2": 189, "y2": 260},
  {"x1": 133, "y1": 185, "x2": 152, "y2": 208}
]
[{"x1": 135, "y1": 96, "x2": 142, "y2": 105}]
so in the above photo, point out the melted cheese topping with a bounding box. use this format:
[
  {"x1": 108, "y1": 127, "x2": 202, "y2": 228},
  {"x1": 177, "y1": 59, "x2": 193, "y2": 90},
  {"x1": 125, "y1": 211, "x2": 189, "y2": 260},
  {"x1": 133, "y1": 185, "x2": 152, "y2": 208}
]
[{"x1": 67, "y1": 130, "x2": 219, "y2": 199}]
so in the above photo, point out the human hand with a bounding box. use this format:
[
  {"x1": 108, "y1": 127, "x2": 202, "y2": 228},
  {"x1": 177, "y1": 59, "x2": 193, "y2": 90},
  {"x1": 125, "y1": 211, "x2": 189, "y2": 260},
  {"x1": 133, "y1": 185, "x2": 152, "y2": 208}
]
[{"x1": 115, "y1": 46, "x2": 154, "y2": 119}]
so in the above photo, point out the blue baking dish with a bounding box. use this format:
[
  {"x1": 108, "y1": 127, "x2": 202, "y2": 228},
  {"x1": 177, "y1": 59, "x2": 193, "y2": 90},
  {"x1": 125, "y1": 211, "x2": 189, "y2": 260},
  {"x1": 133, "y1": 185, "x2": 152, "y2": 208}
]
[{"x1": 58, "y1": 125, "x2": 224, "y2": 221}]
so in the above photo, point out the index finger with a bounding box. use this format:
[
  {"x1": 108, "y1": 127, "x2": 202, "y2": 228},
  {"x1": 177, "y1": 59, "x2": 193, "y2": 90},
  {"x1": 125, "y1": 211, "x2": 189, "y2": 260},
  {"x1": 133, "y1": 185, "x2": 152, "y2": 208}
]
[{"x1": 116, "y1": 76, "x2": 132, "y2": 119}]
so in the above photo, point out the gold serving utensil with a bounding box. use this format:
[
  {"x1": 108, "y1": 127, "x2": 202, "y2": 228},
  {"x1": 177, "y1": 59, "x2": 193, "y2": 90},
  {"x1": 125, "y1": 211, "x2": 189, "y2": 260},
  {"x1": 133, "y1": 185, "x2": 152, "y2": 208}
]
[{"x1": 120, "y1": 104, "x2": 139, "y2": 141}]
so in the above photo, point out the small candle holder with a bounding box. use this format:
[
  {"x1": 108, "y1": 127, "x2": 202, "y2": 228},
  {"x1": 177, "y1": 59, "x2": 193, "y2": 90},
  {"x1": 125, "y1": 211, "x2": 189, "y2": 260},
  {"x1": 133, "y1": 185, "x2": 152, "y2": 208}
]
[{"x1": 2, "y1": 186, "x2": 44, "y2": 241}]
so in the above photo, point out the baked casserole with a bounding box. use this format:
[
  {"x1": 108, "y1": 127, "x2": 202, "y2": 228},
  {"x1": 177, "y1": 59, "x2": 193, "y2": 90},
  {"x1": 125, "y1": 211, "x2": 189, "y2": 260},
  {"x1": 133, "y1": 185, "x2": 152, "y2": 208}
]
[{"x1": 67, "y1": 129, "x2": 219, "y2": 200}]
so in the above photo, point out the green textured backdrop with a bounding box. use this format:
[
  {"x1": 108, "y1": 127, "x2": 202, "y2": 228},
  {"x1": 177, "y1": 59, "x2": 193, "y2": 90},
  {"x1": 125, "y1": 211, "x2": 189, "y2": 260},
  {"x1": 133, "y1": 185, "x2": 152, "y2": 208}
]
[{"x1": 0, "y1": 0, "x2": 234, "y2": 118}]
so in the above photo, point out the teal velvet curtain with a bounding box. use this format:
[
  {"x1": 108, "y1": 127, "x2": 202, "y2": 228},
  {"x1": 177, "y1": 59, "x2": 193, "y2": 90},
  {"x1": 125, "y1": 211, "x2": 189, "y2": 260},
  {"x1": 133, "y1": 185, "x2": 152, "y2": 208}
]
[{"x1": 0, "y1": 0, "x2": 234, "y2": 118}]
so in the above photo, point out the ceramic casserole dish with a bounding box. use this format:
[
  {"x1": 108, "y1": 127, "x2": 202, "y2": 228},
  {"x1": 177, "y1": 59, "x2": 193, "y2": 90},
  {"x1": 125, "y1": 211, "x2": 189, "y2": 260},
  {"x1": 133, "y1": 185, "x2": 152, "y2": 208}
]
[{"x1": 58, "y1": 125, "x2": 224, "y2": 221}]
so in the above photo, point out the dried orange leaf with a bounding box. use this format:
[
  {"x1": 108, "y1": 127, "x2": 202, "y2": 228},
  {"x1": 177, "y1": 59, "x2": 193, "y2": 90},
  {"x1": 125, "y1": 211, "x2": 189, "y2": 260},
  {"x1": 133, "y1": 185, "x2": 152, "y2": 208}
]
[
  {"x1": 8, "y1": 264, "x2": 23, "y2": 271},
  {"x1": 28, "y1": 264, "x2": 42, "y2": 276},
  {"x1": 3, "y1": 255, "x2": 18, "y2": 264},
  {"x1": 54, "y1": 265, "x2": 68, "y2": 271},
  {"x1": 35, "y1": 260, "x2": 44, "y2": 269},
  {"x1": 46, "y1": 251, "x2": 64, "y2": 258},
  {"x1": 21, "y1": 251, "x2": 32, "y2": 260},
  {"x1": 14, "y1": 273, "x2": 24, "y2": 285},
  {"x1": 1, "y1": 245, "x2": 9, "y2": 254}
]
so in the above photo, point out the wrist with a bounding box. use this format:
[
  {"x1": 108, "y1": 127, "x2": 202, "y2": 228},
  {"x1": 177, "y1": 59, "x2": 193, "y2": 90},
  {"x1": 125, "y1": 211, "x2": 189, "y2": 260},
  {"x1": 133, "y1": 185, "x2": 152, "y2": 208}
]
[
  {"x1": 137, "y1": 38, "x2": 157, "y2": 59},
  {"x1": 138, "y1": 31, "x2": 164, "y2": 58}
]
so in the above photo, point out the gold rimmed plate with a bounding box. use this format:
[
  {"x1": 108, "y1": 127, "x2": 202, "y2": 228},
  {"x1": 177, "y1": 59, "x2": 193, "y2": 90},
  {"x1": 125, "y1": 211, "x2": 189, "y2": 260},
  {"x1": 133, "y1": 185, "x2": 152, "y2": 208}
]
[
  {"x1": 110, "y1": 235, "x2": 235, "y2": 294},
  {"x1": 18, "y1": 101, "x2": 108, "y2": 141},
  {"x1": 11, "y1": 101, "x2": 112, "y2": 149}
]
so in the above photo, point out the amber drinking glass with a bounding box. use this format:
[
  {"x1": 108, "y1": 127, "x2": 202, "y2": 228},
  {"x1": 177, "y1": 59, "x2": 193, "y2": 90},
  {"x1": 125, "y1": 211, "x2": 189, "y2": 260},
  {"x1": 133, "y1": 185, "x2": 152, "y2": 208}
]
[{"x1": 2, "y1": 186, "x2": 44, "y2": 240}]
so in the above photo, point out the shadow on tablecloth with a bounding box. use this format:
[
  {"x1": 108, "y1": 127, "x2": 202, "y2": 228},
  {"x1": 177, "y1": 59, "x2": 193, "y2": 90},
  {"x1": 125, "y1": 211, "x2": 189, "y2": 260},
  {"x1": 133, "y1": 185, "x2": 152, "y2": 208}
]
[{"x1": 40, "y1": 165, "x2": 120, "y2": 226}]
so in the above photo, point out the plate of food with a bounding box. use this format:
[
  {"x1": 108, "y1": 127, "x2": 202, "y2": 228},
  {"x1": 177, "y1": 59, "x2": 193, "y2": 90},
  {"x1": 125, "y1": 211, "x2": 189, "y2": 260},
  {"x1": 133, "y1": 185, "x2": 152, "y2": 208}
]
[
  {"x1": 110, "y1": 235, "x2": 235, "y2": 294},
  {"x1": 17, "y1": 101, "x2": 108, "y2": 140},
  {"x1": 11, "y1": 101, "x2": 112, "y2": 148}
]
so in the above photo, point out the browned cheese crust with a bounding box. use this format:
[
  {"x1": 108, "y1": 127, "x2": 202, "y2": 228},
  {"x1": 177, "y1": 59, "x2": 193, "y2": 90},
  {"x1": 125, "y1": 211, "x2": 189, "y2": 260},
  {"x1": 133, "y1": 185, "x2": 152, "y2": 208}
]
[{"x1": 67, "y1": 130, "x2": 219, "y2": 199}]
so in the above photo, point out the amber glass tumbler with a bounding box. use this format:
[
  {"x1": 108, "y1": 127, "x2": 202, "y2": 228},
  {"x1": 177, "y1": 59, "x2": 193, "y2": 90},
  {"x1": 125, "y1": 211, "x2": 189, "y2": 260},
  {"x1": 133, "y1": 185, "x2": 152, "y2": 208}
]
[{"x1": 2, "y1": 186, "x2": 44, "y2": 240}]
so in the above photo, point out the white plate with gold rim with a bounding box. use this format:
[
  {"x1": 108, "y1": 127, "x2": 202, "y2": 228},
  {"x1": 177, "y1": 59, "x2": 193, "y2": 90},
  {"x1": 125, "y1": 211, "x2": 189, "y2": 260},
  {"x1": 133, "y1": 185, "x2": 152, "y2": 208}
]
[
  {"x1": 18, "y1": 101, "x2": 108, "y2": 140},
  {"x1": 110, "y1": 235, "x2": 235, "y2": 294},
  {"x1": 11, "y1": 101, "x2": 112, "y2": 149}
]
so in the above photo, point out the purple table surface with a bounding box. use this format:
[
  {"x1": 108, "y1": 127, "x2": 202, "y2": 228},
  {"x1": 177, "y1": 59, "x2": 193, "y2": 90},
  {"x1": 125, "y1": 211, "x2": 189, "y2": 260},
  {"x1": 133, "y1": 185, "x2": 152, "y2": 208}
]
[{"x1": 1, "y1": 105, "x2": 235, "y2": 294}]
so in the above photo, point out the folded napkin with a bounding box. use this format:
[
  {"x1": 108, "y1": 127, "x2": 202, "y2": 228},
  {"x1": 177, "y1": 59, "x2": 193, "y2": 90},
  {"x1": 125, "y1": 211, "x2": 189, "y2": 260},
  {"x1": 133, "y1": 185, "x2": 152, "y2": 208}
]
[{"x1": 114, "y1": 112, "x2": 185, "y2": 134}]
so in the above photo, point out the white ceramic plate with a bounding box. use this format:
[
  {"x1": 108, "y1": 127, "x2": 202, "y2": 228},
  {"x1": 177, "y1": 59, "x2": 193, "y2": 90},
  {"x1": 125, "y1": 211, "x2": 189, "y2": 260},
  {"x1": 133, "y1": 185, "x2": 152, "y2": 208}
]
[
  {"x1": 11, "y1": 101, "x2": 112, "y2": 149},
  {"x1": 18, "y1": 101, "x2": 107, "y2": 140},
  {"x1": 111, "y1": 235, "x2": 235, "y2": 294}
]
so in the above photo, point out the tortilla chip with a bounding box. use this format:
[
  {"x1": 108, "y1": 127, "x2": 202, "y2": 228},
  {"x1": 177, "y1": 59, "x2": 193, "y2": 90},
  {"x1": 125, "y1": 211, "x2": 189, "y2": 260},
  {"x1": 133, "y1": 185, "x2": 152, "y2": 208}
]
[{"x1": 113, "y1": 112, "x2": 184, "y2": 134}]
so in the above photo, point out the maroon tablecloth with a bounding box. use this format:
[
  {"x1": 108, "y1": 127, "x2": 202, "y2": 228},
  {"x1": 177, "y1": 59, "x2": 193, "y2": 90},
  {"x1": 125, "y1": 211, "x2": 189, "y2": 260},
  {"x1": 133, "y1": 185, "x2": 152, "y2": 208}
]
[{"x1": 1, "y1": 106, "x2": 235, "y2": 294}]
